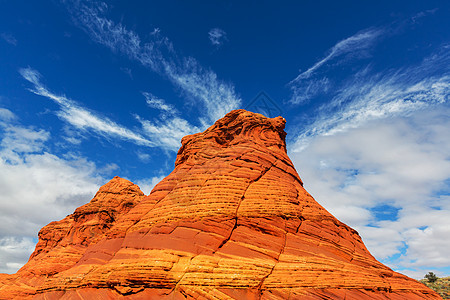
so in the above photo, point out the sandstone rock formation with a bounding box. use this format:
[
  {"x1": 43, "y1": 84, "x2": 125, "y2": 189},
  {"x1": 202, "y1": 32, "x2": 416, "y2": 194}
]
[{"x1": 0, "y1": 110, "x2": 441, "y2": 299}]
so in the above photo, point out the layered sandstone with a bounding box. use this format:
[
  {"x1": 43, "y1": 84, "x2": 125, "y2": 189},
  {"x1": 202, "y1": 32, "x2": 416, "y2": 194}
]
[{"x1": 0, "y1": 110, "x2": 441, "y2": 299}]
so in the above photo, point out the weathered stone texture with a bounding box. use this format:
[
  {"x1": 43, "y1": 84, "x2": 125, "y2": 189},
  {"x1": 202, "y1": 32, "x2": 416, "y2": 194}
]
[{"x1": 0, "y1": 110, "x2": 441, "y2": 299}]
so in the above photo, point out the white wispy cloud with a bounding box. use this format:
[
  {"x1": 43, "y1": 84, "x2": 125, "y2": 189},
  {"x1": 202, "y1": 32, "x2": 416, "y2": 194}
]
[
  {"x1": 140, "y1": 92, "x2": 202, "y2": 150},
  {"x1": 140, "y1": 91, "x2": 200, "y2": 150},
  {"x1": 142, "y1": 92, "x2": 176, "y2": 114},
  {"x1": 19, "y1": 67, "x2": 200, "y2": 151},
  {"x1": 0, "y1": 108, "x2": 17, "y2": 123},
  {"x1": 289, "y1": 47, "x2": 450, "y2": 152},
  {"x1": 136, "y1": 114, "x2": 200, "y2": 151},
  {"x1": 208, "y1": 28, "x2": 227, "y2": 46},
  {"x1": 0, "y1": 33, "x2": 17, "y2": 46},
  {"x1": 411, "y1": 8, "x2": 438, "y2": 24},
  {"x1": 136, "y1": 151, "x2": 151, "y2": 163},
  {"x1": 120, "y1": 67, "x2": 133, "y2": 79},
  {"x1": 64, "y1": 0, "x2": 240, "y2": 122},
  {"x1": 292, "y1": 28, "x2": 383, "y2": 82},
  {"x1": 288, "y1": 28, "x2": 383, "y2": 104},
  {"x1": 163, "y1": 57, "x2": 240, "y2": 121},
  {"x1": 19, "y1": 67, "x2": 154, "y2": 147}
]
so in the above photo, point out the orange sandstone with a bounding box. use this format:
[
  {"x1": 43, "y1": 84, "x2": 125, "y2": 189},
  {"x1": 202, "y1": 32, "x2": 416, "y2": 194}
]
[{"x1": 0, "y1": 110, "x2": 441, "y2": 299}]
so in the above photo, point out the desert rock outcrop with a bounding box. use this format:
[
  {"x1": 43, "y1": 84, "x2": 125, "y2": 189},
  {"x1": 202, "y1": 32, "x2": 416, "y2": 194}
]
[{"x1": 0, "y1": 110, "x2": 441, "y2": 299}]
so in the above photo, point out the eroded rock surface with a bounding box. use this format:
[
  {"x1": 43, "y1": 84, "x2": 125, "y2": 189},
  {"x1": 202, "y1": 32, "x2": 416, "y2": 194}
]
[{"x1": 0, "y1": 110, "x2": 441, "y2": 299}]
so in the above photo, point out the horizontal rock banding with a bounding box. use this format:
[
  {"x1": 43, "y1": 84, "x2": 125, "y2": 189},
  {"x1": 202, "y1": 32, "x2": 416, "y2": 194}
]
[{"x1": 0, "y1": 110, "x2": 441, "y2": 299}]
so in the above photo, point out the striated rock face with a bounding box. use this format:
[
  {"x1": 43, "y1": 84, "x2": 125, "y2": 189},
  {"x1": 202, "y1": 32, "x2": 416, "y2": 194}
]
[
  {"x1": 0, "y1": 177, "x2": 145, "y2": 299},
  {"x1": 0, "y1": 110, "x2": 441, "y2": 299}
]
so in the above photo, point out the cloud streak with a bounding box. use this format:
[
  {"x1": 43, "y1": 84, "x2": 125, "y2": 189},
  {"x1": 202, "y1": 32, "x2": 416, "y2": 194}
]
[
  {"x1": 0, "y1": 32, "x2": 17, "y2": 46},
  {"x1": 64, "y1": 0, "x2": 240, "y2": 122},
  {"x1": 19, "y1": 67, "x2": 201, "y2": 151},
  {"x1": 142, "y1": 92, "x2": 176, "y2": 114},
  {"x1": 19, "y1": 67, "x2": 154, "y2": 147},
  {"x1": 288, "y1": 28, "x2": 383, "y2": 104},
  {"x1": 136, "y1": 114, "x2": 200, "y2": 151},
  {"x1": 291, "y1": 28, "x2": 383, "y2": 82},
  {"x1": 289, "y1": 45, "x2": 450, "y2": 152},
  {"x1": 208, "y1": 28, "x2": 227, "y2": 47},
  {"x1": 137, "y1": 91, "x2": 200, "y2": 150}
]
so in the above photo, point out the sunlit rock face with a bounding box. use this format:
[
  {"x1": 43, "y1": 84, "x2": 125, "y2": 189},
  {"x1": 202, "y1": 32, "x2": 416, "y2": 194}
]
[{"x1": 0, "y1": 110, "x2": 441, "y2": 299}]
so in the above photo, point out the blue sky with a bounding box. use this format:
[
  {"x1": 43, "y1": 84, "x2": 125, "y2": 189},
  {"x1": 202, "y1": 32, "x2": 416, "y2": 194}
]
[{"x1": 0, "y1": 0, "x2": 449, "y2": 279}]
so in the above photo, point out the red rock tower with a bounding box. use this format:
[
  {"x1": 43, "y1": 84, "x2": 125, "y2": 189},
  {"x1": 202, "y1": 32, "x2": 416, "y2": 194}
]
[{"x1": 0, "y1": 110, "x2": 441, "y2": 299}]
